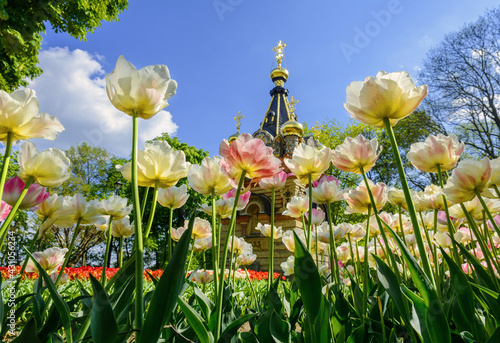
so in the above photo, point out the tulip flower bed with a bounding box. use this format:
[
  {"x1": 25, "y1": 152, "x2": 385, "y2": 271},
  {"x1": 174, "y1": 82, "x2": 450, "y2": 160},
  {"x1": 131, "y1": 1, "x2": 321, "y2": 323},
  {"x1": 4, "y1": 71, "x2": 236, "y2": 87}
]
[
  {"x1": 3, "y1": 55, "x2": 500, "y2": 343},
  {"x1": 0, "y1": 266, "x2": 279, "y2": 282}
]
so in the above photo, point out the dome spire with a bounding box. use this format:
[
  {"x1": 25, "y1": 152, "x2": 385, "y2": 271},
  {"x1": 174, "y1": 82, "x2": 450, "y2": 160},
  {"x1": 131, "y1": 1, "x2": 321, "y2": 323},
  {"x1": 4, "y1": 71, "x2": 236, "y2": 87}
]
[
  {"x1": 229, "y1": 111, "x2": 245, "y2": 143},
  {"x1": 270, "y1": 40, "x2": 289, "y2": 86},
  {"x1": 273, "y1": 40, "x2": 286, "y2": 68}
]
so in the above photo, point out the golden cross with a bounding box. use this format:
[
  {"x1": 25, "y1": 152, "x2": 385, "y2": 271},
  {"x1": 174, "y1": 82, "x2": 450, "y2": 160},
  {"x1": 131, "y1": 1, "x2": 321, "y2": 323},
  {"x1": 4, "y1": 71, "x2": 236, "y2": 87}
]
[
  {"x1": 234, "y1": 111, "x2": 244, "y2": 133},
  {"x1": 288, "y1": 96, "x2": 299, "y2": 117},
  {"x1": 273, "y1": 40, "x2": 286, "y2": 67}
]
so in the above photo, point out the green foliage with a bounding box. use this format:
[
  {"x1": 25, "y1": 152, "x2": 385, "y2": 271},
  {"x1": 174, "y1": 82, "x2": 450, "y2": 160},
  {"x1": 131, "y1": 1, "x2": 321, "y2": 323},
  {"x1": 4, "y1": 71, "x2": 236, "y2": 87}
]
[
  {"x1": 0, "y1": 0, "x2": 128, "y2": 92},
  {"x1": 52, "y1": 142, "x2": 125, "y2": 200}
]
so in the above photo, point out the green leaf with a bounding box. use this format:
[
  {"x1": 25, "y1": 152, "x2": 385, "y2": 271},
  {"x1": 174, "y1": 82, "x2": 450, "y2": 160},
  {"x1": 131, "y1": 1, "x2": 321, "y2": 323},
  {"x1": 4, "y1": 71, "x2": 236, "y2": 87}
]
[
  {"x1": 37, "y1": 305, "x2": 62, "y2": 342},
  {"x1": 110, "y1": 275, "x2": 135, "y2": 325},
  {"x1": 105, "y1": 252, "x2": 136, "y2": 292},
  {"x1": 373, "y1": 255, "x2": 412, "y2": 333},
  {"x1": 386, "y1": 227, "x2": 450, "y2": 343},
  {"x1": 487, "y1": 326, "x2": 500, "y2": 343},
  {"x1": 455, "y1": 241, "x2": 497, "y2": 290},
  {"x1": 401, "y1": 285, "x2": 431, "y2": 343},
  {"x1": 269, "y1": 310, "x2": 291, "y2": 343},
  {"x1": 24, "y1": 248, "x2": 73, "y2": 343},
  {"x1": 194, "y1": 285, "x2": 214, "y2": 322},
  {"x1": 293, "y1": 230, "x2": 322, "y2": 320},
  {"x1": 139, "y1": 212, "x2": 194, "y2": 343},
  {"x1": 255, "y1": 309, "x2": 273, "y2": 342},
  {"x1": 11, "y1": 318, "x2": 43, "y2": 343},
  {"x1": 441, "y1": 249, "x2": 484, "y2": 340},
  {"x1": 89, "y1": 274, "x2": 118, "y2": 343},
  {"x1": 177, "y1": 297, "x2": 213, "y2": 343},
  {"x1": 219, "y1": 313, "x2": 257, "y2": 342},
  {"x1": 346, "y1": 324, "x2": 365, "y2": 343}
]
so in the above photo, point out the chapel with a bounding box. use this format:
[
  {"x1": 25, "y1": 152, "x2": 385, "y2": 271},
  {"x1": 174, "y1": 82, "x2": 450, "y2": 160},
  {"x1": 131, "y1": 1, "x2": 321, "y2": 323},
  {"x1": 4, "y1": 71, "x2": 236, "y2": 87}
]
[{"x1": 221, "y1": 41, "x2": 323, "y2": 272}]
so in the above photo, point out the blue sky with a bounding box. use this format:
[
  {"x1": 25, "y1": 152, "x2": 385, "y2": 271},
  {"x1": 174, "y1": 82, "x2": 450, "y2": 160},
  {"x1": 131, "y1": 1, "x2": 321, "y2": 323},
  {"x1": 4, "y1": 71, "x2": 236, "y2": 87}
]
[{"x1": 26, "y1": 0, "x2": 500, "y2": 158}]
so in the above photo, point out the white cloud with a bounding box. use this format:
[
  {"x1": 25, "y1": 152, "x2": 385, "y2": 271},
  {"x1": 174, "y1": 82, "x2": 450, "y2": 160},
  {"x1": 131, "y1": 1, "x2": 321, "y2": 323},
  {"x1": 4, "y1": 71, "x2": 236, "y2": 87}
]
[{"x1": 26, "y1": 47, "x2": 178, "y2": 157}]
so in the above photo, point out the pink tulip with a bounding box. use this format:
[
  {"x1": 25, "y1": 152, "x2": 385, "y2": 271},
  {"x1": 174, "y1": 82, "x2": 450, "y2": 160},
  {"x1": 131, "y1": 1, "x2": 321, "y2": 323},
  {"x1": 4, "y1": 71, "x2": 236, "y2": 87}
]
[
  {"x1": 0, "y1": 201, "x2": 12, "y2": 221},
  {"x1": 3, "y1": 177, "x2": 49, "y2": 210},
  {"x1": 443, "y1": 158, "x2": 491, "y2": 203},
  {"x1": 312, "y1": 175, "x2": 339, "y2": 188},
  {"x1": 188, "y1": 156, "x2": 233, "y2": 196},
  {"x1": 407, "y1": 134, "x2": 465, "y2": 173},
  {"x1": 176, "y1": 217, "x2": 212, "y2": 240},
  {"x1": 222, "y1": 189, "x2": 251, "y2": 209},
  {"x1": 310, "y1": 175, "x2": 344, "y2": 204},
  {"x1": 282, "y1": 195, "x2": 309, "y2": 218},
  {"x1": 256, "y1": 223, "x2": 283, "y2": 239},
  {"x1": 219, "y1": 133, "x2": 282, "y2": 183},
  {"x1": 306, "y1": 208, "x2": 325, "y2": 226},
  {"x1": 157, "y1": 184, "x2": 189, "y2": 209},
  {"x1": 200, "y1": 199, "x2": 234, "y2": 219},
  {"x1": 25, "y1": 247, "x2": 68, "y2": 274},
  {"x1": 284, "y1": 143, "x2": 333, "y2": 184},
  {"x1": 331, "y1": 135, "x2": 382, "y2": 174},
  {"x1": 193, "y1": 237, "x2": 212, "y2": 252},
  {"x1": 437, "y1": 210, "x2": 461, "y2": 227},
  {"x1": 192, "y1": 270, "x2": 214, "y2": 284},
  {"x1": 344, "y1": 180, "x2": 387, "y2": 214},
  {"x1": 259, "y1": 171, "x2": 290, "y2": 190}
]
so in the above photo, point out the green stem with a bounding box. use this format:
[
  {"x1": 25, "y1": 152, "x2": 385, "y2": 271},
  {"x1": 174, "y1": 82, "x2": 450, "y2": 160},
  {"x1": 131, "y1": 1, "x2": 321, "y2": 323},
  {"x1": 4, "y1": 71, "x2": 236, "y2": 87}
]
[
  {"x1": 211, "y1": 191, "x2": 219, "y2": 299},
  {"x1": 143, "y1": 181, "x2": 159, "y2": 239},
  {"x1": 229, "y1": 220, "x2": 237, "y2": 284},
  {"x1": 131, "y1": 113, "x2": 144, "y2": 339},
  {"x1": 244, "y1": 266, "x2": 258, "y2": 309},
  {"x1": 215, "y1": 171, "x2": 246, "y2": 342},
  {"x1": 398, "y1": 206, "x2": 407, "y2": 283},
  {"x1": 268, "y1": 189, "x2": 275, "y2": 292},
  {"x1": 461, "y1": 204, "x2": 500, "y2": 290},
  {"x1": 140, "y1": 187, "x2": 150, "y2": 223},
  {"x1": 475, "y1": 190, "x2": 500, "y2": 238},
  {"x1": 15, "y1": 227, "x2": 40, "y2": 291},
  {"x1": 326, "y1": 202, "x2": 341, "y2": 284},
  {"x1": 436, "y1": 164, "x2": 461, "y2": 263},
  {"x1": 362, "y1": 207, "x2": 371, "y2": 324},
  {"x1": 187, "y1": 237, "x2": 195, "y2": 271},
  {"x1": 0, "y1": 132, "x2": 13, "y2": 202},
  {"x1": 307, "y1": 174, "x2": 313, "y2": 251},
  {"x1": 493, "y1": 184, "x2": 500, "y2": 199},
  {"x1": 101, "y1": 216, "x2": 114, "y2": 285},
  {"x1": 315, "y1": 224, "x2": 319, "y2": 272},
  {"x1": 56, "y1": 219, "x2": 81, "y2": 286},
  {"x1": 347, "y1": 234, "x2": 358, "y2": 280},
  {"x1": 420, "y1": 211, "x2": 441, "y2": 299},
  {"x1": 0, "y1": 176, "x2": 34, "y2": 250},
  {"x1": 118, "y1": 237, "x2": 123, "y2": 268},
  {"x1": 168, "y1": 206, "x2": 173, "y2": 263},
  {"x1": 359, "y1": 167, "x2": 401, "y2": 283},
  {"x1": 484, "y1": 212, "x2": 500, "y2": 276},
  {"x1": 383, "y1": 117, "x2": 433, "y2": 280}
]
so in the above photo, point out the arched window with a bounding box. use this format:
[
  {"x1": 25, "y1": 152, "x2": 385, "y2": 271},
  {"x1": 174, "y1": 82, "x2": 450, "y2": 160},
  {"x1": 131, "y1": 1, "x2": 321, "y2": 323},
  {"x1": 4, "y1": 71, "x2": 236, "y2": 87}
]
[{"x1": 246, "y1": 203, "x2": 261, "y2": 236}]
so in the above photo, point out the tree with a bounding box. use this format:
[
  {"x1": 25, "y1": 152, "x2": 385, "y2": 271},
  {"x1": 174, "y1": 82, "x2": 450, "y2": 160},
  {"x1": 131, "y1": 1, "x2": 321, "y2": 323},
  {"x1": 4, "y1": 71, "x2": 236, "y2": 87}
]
[
  {"x1": 419, "y1": 6, "x2": 500, "y2": 158},
  {"x1": 53, "y1": 143, "x2": 123, "y2": 199},
  {"x1": 46, "y1": 143, "x2": 129, "y2": 266},
  {"x1": 0, "y1": 0, "x2": 128, "y2": 92}
]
